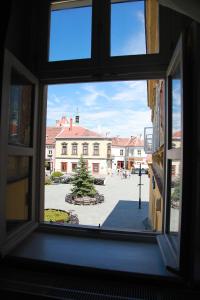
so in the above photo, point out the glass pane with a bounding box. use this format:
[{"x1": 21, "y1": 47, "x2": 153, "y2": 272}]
[
  {"x1": 8, "y1": 69, "x2": 34, "y2": 147},
  {"x1": 169, "y1": 159, "x2": 181, "y2": 236},
  {"x1": 6, "y1": 156, "x2": 32, "y2": 233},
  {"x1": 49, "y1": 0, "x2": 92, "y2": 61},
  {"x1": 111, "y1": 0, "x2": 146, "y2": 56},
  {"x1": 171, "y1": 64, "x2": 182, "y2": 149}
]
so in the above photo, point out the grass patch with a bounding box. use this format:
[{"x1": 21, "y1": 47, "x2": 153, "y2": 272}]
[{"x1": 44, "y1": 209, "x2": 70, "y2": 223}]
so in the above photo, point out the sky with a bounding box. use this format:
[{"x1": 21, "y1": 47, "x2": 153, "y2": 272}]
[{"x1": 47, "y1": 0, "x2": 152, "y2": 138}]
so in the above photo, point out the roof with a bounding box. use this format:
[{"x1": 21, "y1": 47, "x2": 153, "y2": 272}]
[
  {"x1": 112, "y1": 137, "x2": 144, "y2": 147},
  {"x1": 112, "y1": 138, "x2": 130, "y2": 147},
  {"x1": 173, "y1": 131, "x2": 181, "y2": 139},
  {"x1": 55, "y1": 126, "x2": 103, "y2": 139},
  {"x1": 46, "y1": 127, "x2": 62, "y2": 145}
]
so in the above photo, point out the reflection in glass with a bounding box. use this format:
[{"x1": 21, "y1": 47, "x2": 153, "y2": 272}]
[
  {"x1": 49, "y1": 1, "x2": 92, "y2": 61},
  {"x1": 8, "y1": 69, "x2": 33, "y2": 147},
  {"x1": 172, "y1": 65, "x2": 182, "y2": 149},
  {"x1": 6, "y1": 156, "x2": 31, "y2": 233},
  {"x1": 111, "y1": 0, "x2": 146, "y2": 56},
  {"x1": 169, "y1": 159, "x2": 181, "y2": 234}
]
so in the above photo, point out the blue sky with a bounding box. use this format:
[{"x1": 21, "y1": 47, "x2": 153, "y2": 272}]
[{"x1": 47, "y1": 1, "x2": 151, "y2": 137}]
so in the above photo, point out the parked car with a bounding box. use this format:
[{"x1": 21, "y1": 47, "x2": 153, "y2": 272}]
[
  {"x1": 60, "y1": 175, "x2": 72, "y2": 184},
  {"x1": 132, "y1": 168, "x2": 148, "y2": 175}
]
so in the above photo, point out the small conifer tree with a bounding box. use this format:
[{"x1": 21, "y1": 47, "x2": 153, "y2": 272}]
[{"x1": 71, "y1": 156, "x2": 97, "y2": 197}]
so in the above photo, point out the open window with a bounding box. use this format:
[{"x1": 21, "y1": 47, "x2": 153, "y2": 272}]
[
  {"x1": 157, "y1": 34, "x2": 191, "y2": 272},
  {"x1": 0, "y1": 0, "x2": 194, "y2": 279},
  {"x1": 0, "y1": 50, "x2": 39, "y2": 256}
]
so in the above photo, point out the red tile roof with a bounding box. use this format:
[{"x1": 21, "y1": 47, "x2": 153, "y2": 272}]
[
  {"x1": 46, "y1": 127, "x2": 62, "y2": 145},
  {"x1": 127, "y1": 137, "x2": 144, "y2": 147},
  {"x1": 55, "y1": 126, "x2": 103, "y2": 138},
  {"x1": 112, "y1": 138, "x2": 130, "y2": 147},
  {"x1": 173, "y1": 131, "x2": 181, "y2": 139},
  {"x1": 112, "y1": 137, "x2": 144, "y2": 147}
]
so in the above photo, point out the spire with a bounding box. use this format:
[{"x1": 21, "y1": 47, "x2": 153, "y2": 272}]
[{"x1": 75, "y1": 107, "x2": 80, "y2": 124}]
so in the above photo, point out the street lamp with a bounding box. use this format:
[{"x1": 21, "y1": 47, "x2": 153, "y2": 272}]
[
  {"x1": 48, "y1": 154, "x2": 53, "y2": 175},
  {"x1": 138, "y1": 163, "x2": 144, "y2": 209}
]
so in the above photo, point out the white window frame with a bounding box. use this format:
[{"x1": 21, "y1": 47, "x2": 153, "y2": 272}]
[{"x1": 0, "y1": 50, "x2": 39, "y2": 256}]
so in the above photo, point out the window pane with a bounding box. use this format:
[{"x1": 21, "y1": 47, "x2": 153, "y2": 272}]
[
  {"x1": 49, "y1": 0, "x2": 92, "y2": 61},
  {"x1": 111, "y1": 0, "x2": 146, "y2": 56},
  {"x1": 172, "y1": 64, "x2": 182, "y2": 149},
  {"x1": 6, "y1": 156, "x2": 32, "y2": 233},
  {"x1": 8, "y1": 69, "x2": 34, "y2": 147},
  {"x1": 169, "y1": 159, "x2": 181, "y2": 236}
]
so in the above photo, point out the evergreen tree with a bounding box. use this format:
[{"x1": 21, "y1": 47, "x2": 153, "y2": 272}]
[{"x1": 71, "y1": 156, "x2": 97, "y2": 197}]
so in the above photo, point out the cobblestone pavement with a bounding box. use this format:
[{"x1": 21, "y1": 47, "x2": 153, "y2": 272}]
[{"x1": 45, "y1": 173, "x2": 150, "y2": 231}]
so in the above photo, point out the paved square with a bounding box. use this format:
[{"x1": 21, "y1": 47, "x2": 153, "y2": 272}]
[{"x1": 45, "y1": 173, "x2": 150, "y2": 230}]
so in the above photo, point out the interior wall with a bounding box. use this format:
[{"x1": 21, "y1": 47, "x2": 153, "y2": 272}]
[{"x1": 4, "y1": 0, "x2": 38, "y2": 73}]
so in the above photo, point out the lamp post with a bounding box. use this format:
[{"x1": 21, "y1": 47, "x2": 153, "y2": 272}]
[
  {"x1": 138, "y1": 163, "x2": 143, "y2": 209},
  {"x1": 49, "y1": 154, "x2": 52, "y2": 175}
]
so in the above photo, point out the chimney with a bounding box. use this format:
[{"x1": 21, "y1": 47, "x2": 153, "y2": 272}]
[{"x1": 69, "y1": 117, "x2": 73, "y2": 131}]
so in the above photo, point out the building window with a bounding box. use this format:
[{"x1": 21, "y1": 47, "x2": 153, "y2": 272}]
[
  {"x1": 107, "y1": 143, "x2": 111, "y2": 158},
  {"x1": 72, "y1": 143, "x2": 78, "y2": 155},
  {"x1": 61, "y1": 143, "x2": 67, "y2": 155},
  {"x1": 82, "y1": 143, "x2": 88, "y2": 155},
  {"x1": 92, "y1": 163, "x2": 99, "y2": 174},
  {"x1": 48, "y1": 150, "x2": 52, "y2": 155},
  {"x1": 61, "y1": 162, "x2": 67, "y2": 172},
  {"x1": 93, "y1": 143, "x2": 99, "y2": 156},
  {"x1": 137, "y1": 150, "x2": 141, "y2": 156},
  {"x1": 120, "y1": 149, "x2": 123, "y2": 156},
  {"x1": 72, "y1": 162, "x2": 77, "y2": 171}
]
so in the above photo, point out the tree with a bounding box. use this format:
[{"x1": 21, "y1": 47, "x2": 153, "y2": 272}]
[{"x1": 71, "y1": 156, "x2": 97, "y2": 197}]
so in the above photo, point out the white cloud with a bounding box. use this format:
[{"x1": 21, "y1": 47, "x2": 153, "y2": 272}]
[
  {"x1": 82, "y1": 110, "x2": 119, "y2": 121},
  {"x1": 122, "y1": 30, "x2": 146, "y2": 55},
  {"x1": 112, "y1": 81, "x2": 147, "y2": 103},
  {"x1": 81, "y1": 85, "x2": 109, "y2": 107},
  {"x1": 136, "y1": 10, "x2": 145, "y2": 25},
  {"x1": 110, "y1": 110, "x2": 152, "y2": 137}
]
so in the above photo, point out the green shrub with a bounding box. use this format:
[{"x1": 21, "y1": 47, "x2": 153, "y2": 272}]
[
  {"x1": 51, "y1": 171, "x2": 64, "y2": 180},
  {"x1": 44, "y1": 209, "x2": 70, "y2": 223}
]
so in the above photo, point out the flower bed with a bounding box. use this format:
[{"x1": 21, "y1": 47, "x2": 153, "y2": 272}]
[
  {"x1": 65, "y1": 193, "x2": 104, "y2": 205},
  {"x1": 44, "y1": 209, "x2": 79, "y2": 224}
]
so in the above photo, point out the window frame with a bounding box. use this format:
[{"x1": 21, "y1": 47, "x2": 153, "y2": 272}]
[
  {"x1": 61, "y1": 162, "x2": 67, "y2": 172},
  {"x1": 157, "y1": 34, "x2": 192, "y2": 273},
  {"x1": 61, "y1": 142, "x2": 67, "y2": 155},
  {"x1": 0, "y1": 0, "x2": 191, "y2": 278},
  {"x1": 0, "y1": 50, "x2": 39, "y2": 256},
  {"x1": 82, "y1": 143, "x2": 89, "y2": 155},
  {"x1": 92, "y1": 163, "x2": 99, "y2": 174},
  {"x1": 38, "y1": 0, "x2": 169, "y2": 83},
  {"x1": 93, "y1": 143, "x2": 99, "y2": 156},
  {"x1": 71, "y1": 143, "x2": 78, "y2": 155}
]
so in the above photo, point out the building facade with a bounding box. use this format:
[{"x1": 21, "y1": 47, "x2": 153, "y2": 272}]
[
  {"x1": 54, "y1": 122, "x2": 112, "y2": 176},
  {"x1": 45, "y1": 127, "x2": 62, "y2": 173},
  {"x1": 111, "y1": 136, "x2": 148, "y2": 171}
]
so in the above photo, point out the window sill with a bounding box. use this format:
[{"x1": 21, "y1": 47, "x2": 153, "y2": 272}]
[{"x1": 5, "y1": 227, "x2": 180, "y2": 281}]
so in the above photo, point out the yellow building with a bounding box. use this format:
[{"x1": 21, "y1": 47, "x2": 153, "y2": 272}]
[
  {"x1": 54, "y1": 122, "x2": 112, "y2": 176},
  {"x1": 146, "y1": 0, "x2": 164, "y2": 231}
]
